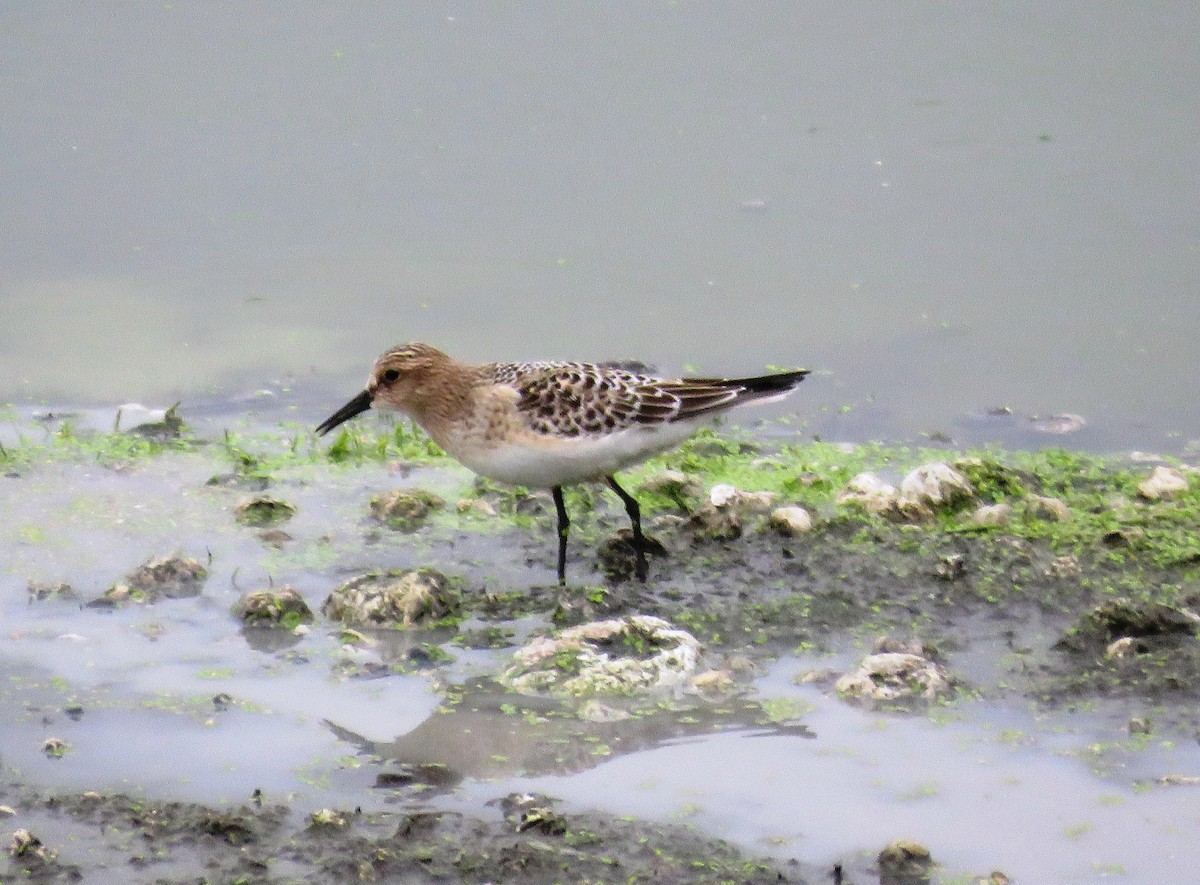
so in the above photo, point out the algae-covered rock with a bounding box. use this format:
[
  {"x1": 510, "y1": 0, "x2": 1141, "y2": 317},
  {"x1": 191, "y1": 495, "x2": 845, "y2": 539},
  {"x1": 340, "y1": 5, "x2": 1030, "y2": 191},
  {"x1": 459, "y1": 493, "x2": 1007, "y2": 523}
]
[
  {"x1": 952, "y1": 456, "x2": 1026, "y2": 499},
  {"x1": 27, "y1": 581, "x2": 76, "y2": 602},
  {"x1": 99, "y1": 554, "x2": 208, "y2": 605},
  {"x1": 688, "y1": 502, "x2": 743, "y2": 541},
  {"x1": 497, "y1": 792, "x2": 568, "y2": 835},
  {"x1": 500, "y1": 615, "x2": 701, "y2": 697},
  {"x1": 1026, "y1": 494, "x2": 1071, "y2": 521},
  {"x1": 969, "y1": 503, "x2": 1012, "y2": 528},
  {"x1": 8, "y1": 827, "x2": 56, "y2": 864},
  {"x1": 233, "y1": 586, "x2": 314, "y2": 628},
  {"x1": 234, "y1": 495, "x2": 296, "y2": 527},
  {"x1": 639, "y1": 469, "x2": 704, "y2": 512},
  {"x1": 1043, "y1": 554, "x2": 1082, "y2": 579},
  {"x1": 835, "y1": 652, "x2": 953, "y2": 702},
  {"x1": 455, "y1": 498, "x2": 497, "y2": 518},
  {"x1": 321, "y1": 568, "x2": 456, "y2": 627},
  {"x1": 122, "y1": 401, "x2": 186, "y2": 440},
  {"x1": 878, "y1": 838, "x2": 934, "y2": 885},
  {"x1": 369, "y1": 488, "x2": 445, "y2": 530},
  {"x1": 307, "y1": 808, "x2": 348, "y2": 828},
  {"x1": 1137, "y1": 465, "x2": 1189, "y2": 501},
  {"x1": 597, "y1": 529, "x2": 667, "y2": 581},
  {"x1": 688, "y1": 483, "x2": 775, "y2": 541}
]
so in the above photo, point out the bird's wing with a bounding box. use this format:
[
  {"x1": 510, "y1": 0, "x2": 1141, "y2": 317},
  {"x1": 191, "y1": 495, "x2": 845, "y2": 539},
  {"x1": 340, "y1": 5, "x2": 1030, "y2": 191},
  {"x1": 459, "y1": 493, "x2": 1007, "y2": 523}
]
[{"x1": 493, "y1": 363, "x2": 806, "y2": 437}]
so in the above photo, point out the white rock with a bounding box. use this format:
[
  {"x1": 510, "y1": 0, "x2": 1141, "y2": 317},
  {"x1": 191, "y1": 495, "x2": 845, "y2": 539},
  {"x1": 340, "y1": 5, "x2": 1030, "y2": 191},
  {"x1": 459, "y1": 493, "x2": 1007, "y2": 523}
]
[
  {"x1": 1129, "y1": 451, "x2": 1165, "y2": 463},
  {"x1": 768, "y1": 505, "x2": 813, "y2": 536},
  {"x1": 838, "y1": 472, "x2": 899, "y2": 513},
  {"x1": 708, "y1": 484, "x2": 776, "y2": 513},
  {"x1": 500, "y1": 616, "x2": 701, "y2": 697},
  {"x1": 1105, "y1": 637, "x2": 1137, "y2": 659},
  {"x1": 1137, "y1": 466, "x2": 1189, "y2": 501},
  {"x1": 835, "y1": 652, "x2": 953, "y2": 701},
  {"x1": 709, "y1": 484, "x2": 739, "y2": 507},
  {"x1": 898, "y1": 463, "x2": 974, "y2": 509}
]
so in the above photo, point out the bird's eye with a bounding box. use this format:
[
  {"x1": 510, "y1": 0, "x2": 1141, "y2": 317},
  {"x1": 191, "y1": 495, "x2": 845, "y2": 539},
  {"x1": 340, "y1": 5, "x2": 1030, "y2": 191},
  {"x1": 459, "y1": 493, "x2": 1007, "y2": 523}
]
[{"x1": 382, "y1": 368, "x2": 400, "y2": 383}]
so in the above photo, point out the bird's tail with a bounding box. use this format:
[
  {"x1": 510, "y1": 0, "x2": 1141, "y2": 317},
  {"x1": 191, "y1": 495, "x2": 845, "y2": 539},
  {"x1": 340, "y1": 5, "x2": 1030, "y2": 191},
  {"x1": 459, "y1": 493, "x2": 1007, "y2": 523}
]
[
  {"x1": 723, "y1": 369, "x2": 810, "y2": 397},
  {"x1": 669, "y1": 368, "x2": 810, "y2": 419}
]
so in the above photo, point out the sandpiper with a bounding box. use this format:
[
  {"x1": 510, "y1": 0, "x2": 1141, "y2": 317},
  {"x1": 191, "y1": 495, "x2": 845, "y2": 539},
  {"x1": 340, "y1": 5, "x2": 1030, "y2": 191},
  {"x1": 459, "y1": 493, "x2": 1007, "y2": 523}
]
[{"x1": 316, "y1": 343, "x2": 809, "y2": 584}]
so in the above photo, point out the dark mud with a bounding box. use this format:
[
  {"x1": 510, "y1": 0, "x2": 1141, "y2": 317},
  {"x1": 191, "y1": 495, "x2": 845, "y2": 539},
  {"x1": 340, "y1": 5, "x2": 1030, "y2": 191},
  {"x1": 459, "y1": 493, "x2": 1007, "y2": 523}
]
[{"x1": 1, "y1": 783, "x2": 832, "y2": 884}]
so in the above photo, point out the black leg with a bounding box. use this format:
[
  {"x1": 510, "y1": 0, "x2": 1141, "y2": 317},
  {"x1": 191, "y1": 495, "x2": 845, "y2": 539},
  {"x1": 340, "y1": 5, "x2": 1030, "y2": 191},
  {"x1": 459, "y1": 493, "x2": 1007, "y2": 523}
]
[
  {"x1": 606, "y1": 475, "x2": 648, "y2": 582},
  {"x1": 551, "y1": 485, "x2": 569, "y2": 585}
]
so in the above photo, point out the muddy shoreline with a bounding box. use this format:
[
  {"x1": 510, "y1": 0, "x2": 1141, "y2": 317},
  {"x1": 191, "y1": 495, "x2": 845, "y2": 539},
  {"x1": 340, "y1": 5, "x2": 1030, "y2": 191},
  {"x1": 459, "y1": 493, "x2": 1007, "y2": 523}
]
[{"x1": 3, "y1": 418, "x2": 1199, "y2": 882}]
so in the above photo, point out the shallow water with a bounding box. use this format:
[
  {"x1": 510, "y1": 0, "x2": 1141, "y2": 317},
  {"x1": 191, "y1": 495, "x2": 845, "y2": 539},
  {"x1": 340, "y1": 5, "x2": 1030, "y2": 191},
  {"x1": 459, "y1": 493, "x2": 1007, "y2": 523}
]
[
  {"x1": 3, "y1": 3, "x2": 1199, "y2": 451},
  {"x1": 501, "y1": 661, "x2": 1200, "y2": 882}
]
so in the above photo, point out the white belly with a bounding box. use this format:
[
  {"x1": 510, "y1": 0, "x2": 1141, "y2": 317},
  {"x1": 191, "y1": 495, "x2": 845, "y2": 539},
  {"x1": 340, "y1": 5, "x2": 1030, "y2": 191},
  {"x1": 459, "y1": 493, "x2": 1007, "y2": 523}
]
[{"x1": 451, "y1": 420, "x2": 707, "y2": 488}]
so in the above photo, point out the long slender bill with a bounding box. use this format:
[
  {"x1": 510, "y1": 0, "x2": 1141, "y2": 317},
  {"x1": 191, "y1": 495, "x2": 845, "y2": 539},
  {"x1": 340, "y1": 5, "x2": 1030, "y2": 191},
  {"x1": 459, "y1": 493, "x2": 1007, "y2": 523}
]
[{"x1": 315, "y1": 389, "x2": 374, "y2": 436}]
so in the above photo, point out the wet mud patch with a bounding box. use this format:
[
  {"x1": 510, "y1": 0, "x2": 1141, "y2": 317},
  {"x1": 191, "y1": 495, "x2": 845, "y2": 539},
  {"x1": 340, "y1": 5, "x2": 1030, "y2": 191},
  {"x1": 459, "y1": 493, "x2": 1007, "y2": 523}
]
[
  {"x1": 1037, "y1": 595, "x2": 1200, "y2": 703},
  {"x1": 0, "y1": 783, "x2": 820, "y2": 885}
]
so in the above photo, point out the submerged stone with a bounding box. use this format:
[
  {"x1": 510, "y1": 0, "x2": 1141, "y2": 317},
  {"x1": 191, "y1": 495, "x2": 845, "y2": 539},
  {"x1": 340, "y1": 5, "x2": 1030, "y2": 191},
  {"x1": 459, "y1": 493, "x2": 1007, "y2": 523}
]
[
  {"x1": 499, "y1": 615, "x2": 701, "y2": 697},
  {"x1": 234, "y1": 495, "x2": 297, "y2": 527},
  {"x1": 369, "y1": 488, "x2": 446, "y2": 530},
  {"x1": 26, "y1": 581, "x2": 76, "y2": 602},
  {"x1": 257, "y1": 528, "x2": 293, "y2": 548},
  {"x1": 100, "y1": 554, "x2": 208, "y2": 605},
  {"x1": 233, "y1": 586, "x2": 314, "y2": 628},
  {"x1": 322, "y1": 568, "x2": 456, "y2": 627},
  {"x1": 1029, "y1": 412, "x2": 1086, "y2": 435}
]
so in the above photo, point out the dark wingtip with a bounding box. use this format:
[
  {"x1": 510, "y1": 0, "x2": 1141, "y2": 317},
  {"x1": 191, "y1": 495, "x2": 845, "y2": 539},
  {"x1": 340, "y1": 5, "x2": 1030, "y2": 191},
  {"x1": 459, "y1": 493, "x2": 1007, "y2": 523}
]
[
  {"x1": 735, "y1": 369, "x2": 811, "y2": 394},
  {"x1": 315, "y1": 389, "x2": 374, "y2": 436}
]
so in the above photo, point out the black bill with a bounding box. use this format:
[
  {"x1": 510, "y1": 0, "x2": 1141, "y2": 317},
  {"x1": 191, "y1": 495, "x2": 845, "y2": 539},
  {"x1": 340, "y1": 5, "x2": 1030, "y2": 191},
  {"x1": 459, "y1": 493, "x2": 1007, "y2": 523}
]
[{"x1": 315, "y1": 389, "x2": 373, "y2": 436}]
